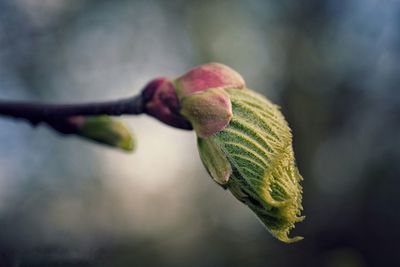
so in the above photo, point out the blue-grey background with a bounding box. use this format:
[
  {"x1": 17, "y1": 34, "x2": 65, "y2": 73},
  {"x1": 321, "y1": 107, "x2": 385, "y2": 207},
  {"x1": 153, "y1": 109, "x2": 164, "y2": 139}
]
[{"x1": 0, "y1": 0, "x2": 399, "y2": 266}]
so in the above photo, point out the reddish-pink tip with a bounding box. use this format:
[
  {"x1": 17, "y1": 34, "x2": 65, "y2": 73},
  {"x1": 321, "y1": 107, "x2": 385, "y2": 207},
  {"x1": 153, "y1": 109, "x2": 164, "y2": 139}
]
[
  {"x1": 175, "y1": 63, "x2": 245, "y2": 99},
  {"x1": 141, "y1": 78, "x2": 192, "y2": 130}
]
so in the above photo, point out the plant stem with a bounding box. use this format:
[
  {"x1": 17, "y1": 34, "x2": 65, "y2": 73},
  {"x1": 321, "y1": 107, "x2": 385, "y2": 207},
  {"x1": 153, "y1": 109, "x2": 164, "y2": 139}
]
[
  {"x1": 0, "y1": 94, "x2": 144, "y2": 134},
  {"x1": 0, "y1": 94, "x2": 143, "y2": 123}
]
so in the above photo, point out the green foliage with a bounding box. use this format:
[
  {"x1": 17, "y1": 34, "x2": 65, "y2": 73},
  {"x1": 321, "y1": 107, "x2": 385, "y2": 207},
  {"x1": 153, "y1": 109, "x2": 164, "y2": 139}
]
[{"x1": 197, "y1": 88, "x2": 304, "y2": 243}]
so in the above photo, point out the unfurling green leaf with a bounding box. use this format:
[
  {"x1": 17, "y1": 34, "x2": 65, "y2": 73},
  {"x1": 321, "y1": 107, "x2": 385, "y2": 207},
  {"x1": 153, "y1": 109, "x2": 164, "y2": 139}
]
[
  {"x1": 195, "y1": 88, "x2": 304, "y2": 243},
  {"x1": 142, "y1": 62, "x2": 304, "y2": 242},
  {"x1": 78, "y1": 116, "x2": 134, "y2": 151}
]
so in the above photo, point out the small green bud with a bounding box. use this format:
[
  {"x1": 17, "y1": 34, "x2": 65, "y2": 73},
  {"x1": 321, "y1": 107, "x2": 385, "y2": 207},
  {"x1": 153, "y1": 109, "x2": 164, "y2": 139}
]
[{"x1": 78, "y1": 116, "x2": 134, "y2": 151}]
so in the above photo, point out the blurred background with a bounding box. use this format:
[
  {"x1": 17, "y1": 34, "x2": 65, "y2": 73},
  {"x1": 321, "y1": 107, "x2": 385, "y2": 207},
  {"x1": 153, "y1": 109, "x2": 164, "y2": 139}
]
[{"x1": 0, "y1": 0, "x2": 399, "y2": 266}]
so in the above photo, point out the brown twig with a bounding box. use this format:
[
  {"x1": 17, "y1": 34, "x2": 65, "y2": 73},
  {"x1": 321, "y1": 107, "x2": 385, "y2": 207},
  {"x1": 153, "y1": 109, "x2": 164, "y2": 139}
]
[{"x1": 0, "y1": 94, "x2": 144, "y2": 135}]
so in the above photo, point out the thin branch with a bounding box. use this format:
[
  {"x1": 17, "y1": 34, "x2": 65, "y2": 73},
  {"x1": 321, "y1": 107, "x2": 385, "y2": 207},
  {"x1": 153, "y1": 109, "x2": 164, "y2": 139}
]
[
  {"x1": 0, "y1": 94, "x2": 143, "y2": 124},
  {"x1": 0, "y1": 94, "x2": 144, "y2": 135}
]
